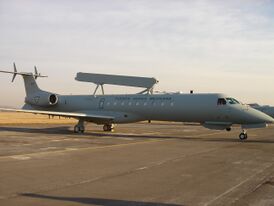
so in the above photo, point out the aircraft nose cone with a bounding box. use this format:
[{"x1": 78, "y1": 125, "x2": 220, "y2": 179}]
[{"x1": 249, "y1": 108, "x2": 274, "y2": 124}]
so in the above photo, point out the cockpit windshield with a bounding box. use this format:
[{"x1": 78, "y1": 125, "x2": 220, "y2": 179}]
[
  {"x1": 217, "y1": 98, "x2": 226, "y2": 105},
  {"x1": 226, "y1": 98, "x2": 240, "y2": 104},
  {"x1": 217, "y1": 97, "x2": 240, "y2": 105}
]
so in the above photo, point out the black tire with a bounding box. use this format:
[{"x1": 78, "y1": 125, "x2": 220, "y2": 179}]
[
  {"x1": 74, "y1": 126, "x2": 79, "y2": 133},
  {"x1": 74, "y1": 126, "x2": 84, "y2": 133},
  {"x1": 80, "y1": 127, "x2": 85, "y2": 133},
  {"x1": 103, "y1": 125, "x2": 109, "y2": 132},
  {"x1": 239, "y1": 133, "x2": 246, "y2": 141}
]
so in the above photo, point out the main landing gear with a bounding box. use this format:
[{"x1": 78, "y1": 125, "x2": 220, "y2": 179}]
[
  {"x1": 239, "y1": 130, "x2": 248, "y2": 141},
  {"x1": 103, "y1": 124, "x2": 115, "y2": 132},
  {"x1": 74, "y1": 119, "x2": 85, "y2": 134},
  {"x1": 73, "y1": 121, "x2": 115, "y2": 134}
]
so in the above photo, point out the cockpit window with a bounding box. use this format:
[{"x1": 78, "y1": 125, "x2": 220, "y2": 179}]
[
  {"x1": 217, "y1": 98, "x2": 227, "y2": 105},
  {"x1": 226, "y1": 98, "x2": 240, "y2": 104}
]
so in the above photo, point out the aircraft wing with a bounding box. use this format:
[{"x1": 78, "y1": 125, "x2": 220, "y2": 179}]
[{"x1": 0, "y1": 108, "x2": 114, "y2": 123}]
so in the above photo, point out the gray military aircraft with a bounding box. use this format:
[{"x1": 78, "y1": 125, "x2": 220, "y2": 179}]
[{"x1": 0, "y1": 63, "x2": 273, "y2": 141}]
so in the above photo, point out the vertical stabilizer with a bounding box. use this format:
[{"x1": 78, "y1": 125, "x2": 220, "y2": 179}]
[
  {"x1": 22, "y1": 75, "x2": 41, "y2": 96},
  {"x1": 0, "y1": 63, "x2": 48, "y2": 97}
]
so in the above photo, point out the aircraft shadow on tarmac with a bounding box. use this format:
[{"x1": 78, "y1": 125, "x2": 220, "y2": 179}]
[
  {"x1": 0, "y1": 126, "x2": 72, "y2": 135},
  {"x1": 21, "y1": 193, "x2": 183, "y2": 206},
  {"x1": 0, "y1": 126, "x2": 273, "y2": 144}
]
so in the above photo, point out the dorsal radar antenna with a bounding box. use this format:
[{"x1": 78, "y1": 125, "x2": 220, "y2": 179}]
[
  {"x1": 75, "y1": 72, "x2": 158, "y2": 96},
  {"x1": 0, "y1": 63, "x2": 48, "y2": 82}
]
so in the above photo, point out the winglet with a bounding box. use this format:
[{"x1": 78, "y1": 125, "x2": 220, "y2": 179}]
[{"x1": 34, "y1": 66, "x2": 38, "y2": 80}]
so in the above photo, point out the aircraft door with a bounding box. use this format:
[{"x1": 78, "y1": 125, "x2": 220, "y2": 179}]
[{"x1": 99, "y1": 98, "x2": 105, "y2": 109}]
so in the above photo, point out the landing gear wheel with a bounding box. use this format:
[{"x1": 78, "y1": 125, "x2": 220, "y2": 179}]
[
  {"x1": 79, "y1": 126, "x2": 85, "y2": 133},
  {"x1": 74, "y1": 120, "x2": 85, "y2": 134},
  {"x1": 74, "y1": 125, "x2": 80, "y2": 133},
  {"x1": 103, "y1": 124, "x2": 114, "y2": 132},
  {"x1": 239, "y1": 133, "x2": 248, "y2": 141},
  {"x1": 74, "y1": 125, "x2": 85, "y2": 133},
  {"x1": 103, "y1": 125, "x2": 108, "y2": 132}
]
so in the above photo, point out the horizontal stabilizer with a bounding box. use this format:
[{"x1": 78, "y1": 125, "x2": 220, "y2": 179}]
[{"x1": 0, "y1": 63, "x2": 47, "y2": 82}]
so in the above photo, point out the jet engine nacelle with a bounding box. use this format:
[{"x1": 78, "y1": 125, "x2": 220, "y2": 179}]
[{"x1": 25, "y1": 92, "x2": 58, "y2": 107}]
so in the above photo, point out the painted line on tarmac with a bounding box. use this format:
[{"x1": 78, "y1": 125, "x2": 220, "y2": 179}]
[
  {"x1": 204, "y1": 163, "x2": 273, "y2": 206},
  {"x1": 10, "y1": 156, "x2": 31, "y2": 160},
  {"x1": 136, "y1": 166, "x2": 148, "y2": 171},
  {"x1": 0, "y1": 132, "x2": 224, "y2": 161},
  {"x1": 185, "y1": 131, "x2": 226, "y2": 138},
  {"x1": 0, "y1": 139, "x2": 167, "y2": 161}
]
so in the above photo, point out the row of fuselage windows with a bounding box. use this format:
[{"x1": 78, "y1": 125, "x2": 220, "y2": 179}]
[{"x1": 105, "y1": 101, "x2": 175, "y2": 107}]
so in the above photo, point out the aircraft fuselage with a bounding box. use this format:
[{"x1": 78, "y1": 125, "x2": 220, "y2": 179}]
[{"x1": 25, "y1": 93, "x2": 272, "y2": 126}]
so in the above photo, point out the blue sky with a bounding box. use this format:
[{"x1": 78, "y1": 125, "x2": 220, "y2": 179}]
[{"x1": 0, "y1": 0, "x2": 274, "y2": 107}]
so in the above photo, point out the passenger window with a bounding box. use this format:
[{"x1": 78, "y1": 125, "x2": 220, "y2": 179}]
[{"x1": 217, "y1": 98, "x2": 226, "y2": 105}]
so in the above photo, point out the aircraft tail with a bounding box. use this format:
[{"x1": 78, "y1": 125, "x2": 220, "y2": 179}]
[{"x1": 0, "y1": 63, "x2": 47, "y2": 97}]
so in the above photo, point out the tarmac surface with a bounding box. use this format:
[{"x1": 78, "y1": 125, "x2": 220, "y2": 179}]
[{"x1": 0, "y1": 122, "x2": 274, "y2": 206}]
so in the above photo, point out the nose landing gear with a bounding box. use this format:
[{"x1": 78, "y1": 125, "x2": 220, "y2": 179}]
[{"x1": 239, "y1": 130, "x2": 248, "y2": 141}]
